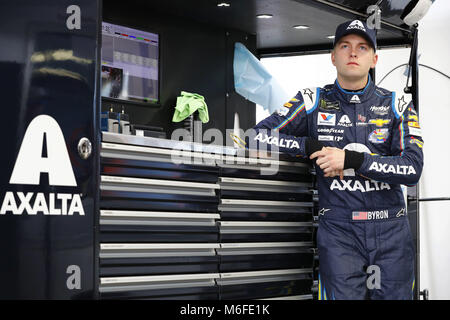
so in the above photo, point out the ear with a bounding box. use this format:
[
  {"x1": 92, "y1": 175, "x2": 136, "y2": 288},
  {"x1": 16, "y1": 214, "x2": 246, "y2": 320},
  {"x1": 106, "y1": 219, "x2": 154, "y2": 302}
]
[
  {"x1": 331, "y1": 50, "x2": 336, "y2": 66},
  {"x1": 371, "y1": 53, "x2": 378, "y2": 69}
]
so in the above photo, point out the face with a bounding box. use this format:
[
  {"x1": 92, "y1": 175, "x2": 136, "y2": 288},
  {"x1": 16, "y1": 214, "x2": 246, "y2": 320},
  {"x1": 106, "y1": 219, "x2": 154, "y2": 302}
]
[{"x1": 331, "y1": 34, "x2": 378, "y2": 82}]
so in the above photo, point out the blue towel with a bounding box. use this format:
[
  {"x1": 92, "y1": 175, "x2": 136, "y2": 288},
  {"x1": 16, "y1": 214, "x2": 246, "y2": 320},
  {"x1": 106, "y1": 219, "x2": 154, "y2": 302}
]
[{"x1": 233, "y1": 42, "x2": 290, "y2": 114}]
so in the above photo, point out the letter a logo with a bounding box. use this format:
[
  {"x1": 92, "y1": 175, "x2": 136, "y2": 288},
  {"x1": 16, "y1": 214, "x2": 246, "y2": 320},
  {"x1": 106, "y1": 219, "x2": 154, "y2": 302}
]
[
  {"x1": 66, "y1": 5, "x2": 81, "y2": 30},
  {"x1": 9, "y1": 115, "x2": 77, "y2": 186}
]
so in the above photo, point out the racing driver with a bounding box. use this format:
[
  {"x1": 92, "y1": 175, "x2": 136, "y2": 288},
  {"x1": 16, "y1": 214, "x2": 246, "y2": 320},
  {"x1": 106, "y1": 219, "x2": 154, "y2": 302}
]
[{"x1": 249, "y1": 19, "x2": 424, "y2": 299}]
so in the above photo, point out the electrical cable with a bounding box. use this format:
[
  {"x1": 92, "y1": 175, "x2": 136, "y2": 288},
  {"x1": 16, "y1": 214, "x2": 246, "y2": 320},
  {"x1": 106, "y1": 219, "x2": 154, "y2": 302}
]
[
  {"x1": 377, "y1": 63, "x2": 450, "y2": 86},
  {"x1": 376, "y1": 63, "x2": 408, "y2": 86},
  {"x1": 419, "y1": 64, "x2": 450, "y2": 79}
]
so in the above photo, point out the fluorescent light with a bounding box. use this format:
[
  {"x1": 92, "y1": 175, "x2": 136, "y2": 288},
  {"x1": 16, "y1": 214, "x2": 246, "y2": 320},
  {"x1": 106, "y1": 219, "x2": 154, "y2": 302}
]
[
  {"x1": 256, "y1": 14, "x2": 273, "y2": 19},
  {"x1": 326, "y1": 35, "x2": 335, "y2": 39},
  {"x1": 217, "y1": 2, "x2": 230, "y2": 7},
  {"x1": 293, "y1": 25, "x2": 310, "y2": 30}
]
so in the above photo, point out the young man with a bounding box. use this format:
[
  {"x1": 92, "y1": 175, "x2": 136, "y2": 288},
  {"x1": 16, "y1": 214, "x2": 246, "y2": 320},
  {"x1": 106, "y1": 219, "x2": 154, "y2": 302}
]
[{"x1": 250, "y1": 20, "x2": 424, "y2": 300}]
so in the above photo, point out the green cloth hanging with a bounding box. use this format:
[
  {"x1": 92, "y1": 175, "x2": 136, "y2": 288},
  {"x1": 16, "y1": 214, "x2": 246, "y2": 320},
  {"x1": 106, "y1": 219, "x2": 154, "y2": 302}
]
[{"x1": 172, "y1": 91, "x2": 209, "y2": 123}]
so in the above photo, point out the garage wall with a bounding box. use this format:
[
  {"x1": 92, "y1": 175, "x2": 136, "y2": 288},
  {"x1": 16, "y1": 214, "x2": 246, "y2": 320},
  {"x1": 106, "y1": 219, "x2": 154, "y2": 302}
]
[
  {"x1": 415, "y1": 0, "x2": 450, "y2": 301},
  {"x1": 259, "y1": 1, "x2": 450, "y2": 300},
  {"x1": 102, "y1": 1, "x2": 256, "y2": 141}
]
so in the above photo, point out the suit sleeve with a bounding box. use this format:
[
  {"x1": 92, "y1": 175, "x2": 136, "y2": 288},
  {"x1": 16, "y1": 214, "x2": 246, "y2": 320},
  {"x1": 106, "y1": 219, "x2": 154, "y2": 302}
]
[
  {"x1": 246, "y1": 91, "x2": 314, "y2": 157},
  {"x1": 355, "y1": 102, "x2": 424, "y2": 185}
]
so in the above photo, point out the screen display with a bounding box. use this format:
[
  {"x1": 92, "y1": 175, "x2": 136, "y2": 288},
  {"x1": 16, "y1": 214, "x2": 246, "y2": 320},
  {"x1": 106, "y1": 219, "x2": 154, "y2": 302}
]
[{"x1": 101, "y1": 22, "x2": 159, "y2": 103}]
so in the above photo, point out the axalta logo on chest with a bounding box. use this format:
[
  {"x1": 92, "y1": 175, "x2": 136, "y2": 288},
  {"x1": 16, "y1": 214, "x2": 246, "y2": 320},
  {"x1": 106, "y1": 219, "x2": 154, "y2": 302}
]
[
  {"x1": 330, "y1": 179, "x2": 391, "y2": 192},
  {"x1": 0, "y1": 115, "x2": 85, "y2": 216}
]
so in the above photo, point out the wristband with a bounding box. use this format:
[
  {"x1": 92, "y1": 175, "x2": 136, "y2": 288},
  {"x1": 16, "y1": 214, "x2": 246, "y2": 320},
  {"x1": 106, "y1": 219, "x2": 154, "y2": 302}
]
[
  {"x1": 305, "y1": 138, "x2": 324, "y2": 157},
  {"x1": 344, "y1": 150, "x2": 365, "y2": 170}
]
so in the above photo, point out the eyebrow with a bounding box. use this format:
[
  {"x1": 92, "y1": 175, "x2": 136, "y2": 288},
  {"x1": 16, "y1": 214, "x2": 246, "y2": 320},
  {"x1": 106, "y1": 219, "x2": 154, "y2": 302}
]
[{"x1": 338, "y1": 40, "x2": 370, "y2": 46}]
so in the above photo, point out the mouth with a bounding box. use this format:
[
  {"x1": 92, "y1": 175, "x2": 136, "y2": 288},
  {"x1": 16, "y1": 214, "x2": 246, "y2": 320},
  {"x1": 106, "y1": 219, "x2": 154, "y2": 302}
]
[{"x1": 347, "y1": 62, "x2": 359, "y2": 66}]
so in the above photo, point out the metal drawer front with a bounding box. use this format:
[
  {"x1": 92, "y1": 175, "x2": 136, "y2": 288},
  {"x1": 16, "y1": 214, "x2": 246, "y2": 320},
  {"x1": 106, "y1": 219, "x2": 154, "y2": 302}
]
[
  {"x1": 217, "y1": 241, "x2": 313, "y2": 255},
  {"x1": 217, "y1": 269, "x2": 314, "y2": 300},
  {"x1": 217, "y1": 242, "x2": 314, "y2": 273},
  {"x1": 219, "y1": 190, "x2": 313, "y2": 202},
  {"x1": 101, "y1": 157, "x2": 219, "y2": 183},
  {"x1": 100, "y1": 191, "x2": 218, "y2": 213},
  {"x1": 101, "y1": 210, "x2": 219, "y2": 227},
  {"x1": 99, "y1": 243, "x2": 221, "y2": 278},
  {"x1": 219, "y1": 254, "x2": 313, "y2": 274},
  {"x1": 99, "y1": 224, "x2": 219, "y2": 243},
  {"x1": 219, "y1": 279, "x2": 313, "y2": 300},
  {"x1": 101, "y1": 286, "x2": 219, "y2": 300},
  {"x1": 218, "y1": 155, "x2": 311, "y2": 174},
  {"x1": 99, "y1": 256, "x2": 220, "y2": 277},
  {"x1": 217, "y1": 268, "x2": 312, "y2": 286},
  {"x1": 101, "y1": 142, "x2": 223, "y2": 167},
  {"x1": 101, "y1": 175, "x2": 219, "y2": 197},
  {"x1": 219, "y1": 221, "x2": 313, "y2": 234},
  {"x1": 100, "y1": 273, "x2": 220, "y2": 293},
  {"x1": 218, "y1": 221, "x2": 313, "y2": 243},
  {"x1": 220, "y1": 166, "x2": 312, "y2": 183},
  {"x1": 219, "y1": 211, "x2": 313, "y2": 222},
  {"x1": 100, "y1": 173, "x2": 219, "y2": 212},
  {"x1": 99, "y1": 209, "x2": 220, "y2": 243},
  {"x1": 102, "y1": 132, "x2": 236, "y2": 156},
  {"x1": 100, "y1": 243, "x2": 220, "y2": 258},
  {"x1": 219, "y1": 199, "x2": 314, "y2": 213},
  {"x1": 219, "y1": 177, "x2": 312, "y2": 193}
]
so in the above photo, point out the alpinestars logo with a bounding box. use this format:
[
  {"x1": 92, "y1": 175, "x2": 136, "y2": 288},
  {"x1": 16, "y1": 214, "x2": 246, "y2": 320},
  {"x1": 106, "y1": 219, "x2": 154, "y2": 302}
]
[{"x1": 1, "y1": 115, "x2": 85, "y2": 216}]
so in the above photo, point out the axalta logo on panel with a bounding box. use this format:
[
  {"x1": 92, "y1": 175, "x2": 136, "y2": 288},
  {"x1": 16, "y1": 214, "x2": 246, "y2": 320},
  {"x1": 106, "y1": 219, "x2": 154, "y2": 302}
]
[{"x1": 0, "y1": 115, "x2": 85, "y2": 216}]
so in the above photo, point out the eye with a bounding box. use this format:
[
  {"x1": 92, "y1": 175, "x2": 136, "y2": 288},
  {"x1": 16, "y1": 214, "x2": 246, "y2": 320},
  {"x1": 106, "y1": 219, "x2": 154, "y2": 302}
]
[
  {"x1": 359, "y1": 45, "x2": 368, "y2": 51},
  {"x1": 341, "y1": 44, "x2": 349, "y2": 49}
]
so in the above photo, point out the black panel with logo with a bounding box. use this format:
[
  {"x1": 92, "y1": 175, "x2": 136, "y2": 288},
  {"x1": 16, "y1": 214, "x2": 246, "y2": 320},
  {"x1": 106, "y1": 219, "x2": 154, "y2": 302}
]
[{"x1": 0, "y1": 1, "x2": 99, "y2": 299}]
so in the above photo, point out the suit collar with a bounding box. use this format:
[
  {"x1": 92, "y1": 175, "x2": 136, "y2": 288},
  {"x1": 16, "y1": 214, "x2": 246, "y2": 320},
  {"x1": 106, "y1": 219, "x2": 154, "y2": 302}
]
[{"x1": 333, "y1": 74, "x2": 375, "y2": 104}]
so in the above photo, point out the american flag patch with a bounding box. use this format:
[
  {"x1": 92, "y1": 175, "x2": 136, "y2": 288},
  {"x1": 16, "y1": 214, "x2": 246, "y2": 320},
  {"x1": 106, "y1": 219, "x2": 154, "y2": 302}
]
[{"x1": 352, "y1": 211, "x2": 368, "y2": 220}]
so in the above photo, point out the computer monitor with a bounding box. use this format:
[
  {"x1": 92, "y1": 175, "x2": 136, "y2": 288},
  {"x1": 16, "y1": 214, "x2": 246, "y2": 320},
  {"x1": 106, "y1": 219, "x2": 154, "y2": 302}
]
[{"x1": 101, "y1": 22, "x2": 159, "y2": 104}]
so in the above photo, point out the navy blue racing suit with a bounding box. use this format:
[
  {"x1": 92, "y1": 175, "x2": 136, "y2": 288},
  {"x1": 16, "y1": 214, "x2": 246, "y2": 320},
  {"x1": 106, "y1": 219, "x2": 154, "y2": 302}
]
[{"x1": 250, "y1": 76, "x2": 424, "y2": 300}]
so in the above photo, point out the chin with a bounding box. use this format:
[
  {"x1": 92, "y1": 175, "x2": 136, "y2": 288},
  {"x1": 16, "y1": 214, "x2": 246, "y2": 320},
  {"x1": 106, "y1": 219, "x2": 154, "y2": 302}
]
[{"x1": 341, "y1": 72, "x2": 365, "y2": 81}]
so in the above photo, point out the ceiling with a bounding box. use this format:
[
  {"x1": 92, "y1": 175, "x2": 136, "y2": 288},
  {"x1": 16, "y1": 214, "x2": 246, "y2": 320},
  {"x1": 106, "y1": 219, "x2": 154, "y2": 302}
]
[{"x1": 136, "y1": 0, "x2": 415, "y2": 55}]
